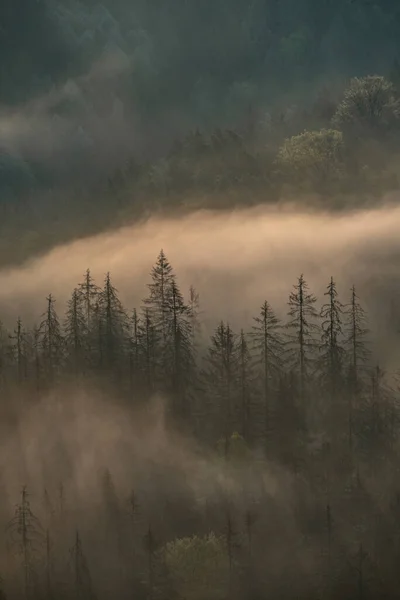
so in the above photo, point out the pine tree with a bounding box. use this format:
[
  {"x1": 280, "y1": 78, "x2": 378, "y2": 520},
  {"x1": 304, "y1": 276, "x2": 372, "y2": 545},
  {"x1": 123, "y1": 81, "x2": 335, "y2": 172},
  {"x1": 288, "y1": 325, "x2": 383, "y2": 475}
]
[
  {"x1": 344, "y1": 285, "x2": 370, "y2": 451},
  {"x1": 144, "y1": 250, "x2": 175, "y2": 347},
  {"x1": 138, "y1": 308, "x2": 159, "y2": 398},
  {"x1": 166, "y1": 279, "x2": 195, "y2": 422},
  {"x1": 6, "y1": 487, "x2": 44, "y2": 600},
  {"x1": 64, "y1": 288, "x2": 88, "y2": 378},
  {"x1": 97, "y1": 273, "x2": 129, "y2": 374},
  {"x1": 69, "y1": 531, "x2": 96, "y2": 600},
  {"x1": 286, "y1": 274, "x2": 319, "y2": 404},
  {"x1": 319, "y1": 278, "x2": 346, "y2": 443},
  {"x1": 78, "y1": 269, "x2": 100, "y2": 330},
  {"x1": 320, "y1": 278, "x2": 345, "y2": 393},
  {"x1": 39, "y1": 295, "x2": 64, "y2": 385},
  {"x1": 89, "y1": 300, "x2": 103, "y2": 373},
  {"x1": 187, "y1": 285, "x2": 202, "y2": 350},
  {"x1": 9, "y1": 318, "x2": 27, "y2": 385},
  {"x1": 251, "y1": 301, "x2": 284, "y2": 447},
  {"x1": 203, "y1": 322, "x2": 238, "y2": 455}
]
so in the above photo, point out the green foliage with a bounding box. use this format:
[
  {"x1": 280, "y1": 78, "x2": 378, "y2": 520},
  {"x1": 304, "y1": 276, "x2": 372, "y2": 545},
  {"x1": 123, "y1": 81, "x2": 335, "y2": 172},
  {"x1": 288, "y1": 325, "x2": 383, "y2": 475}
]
[
  {"x1": 276, "y1": 128, "x2": 345, "y2": 191},
  {"x1": 162, "y1": 533, "x2": 229, "y2": 600},
  {"x1": 332, "y1": 76, "x2": 400, "y2": 140}
]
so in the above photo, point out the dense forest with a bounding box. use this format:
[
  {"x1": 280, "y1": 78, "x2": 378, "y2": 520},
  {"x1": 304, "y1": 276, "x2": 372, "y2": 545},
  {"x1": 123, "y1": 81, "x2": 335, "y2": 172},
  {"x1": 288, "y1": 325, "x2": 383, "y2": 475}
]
[
  {"x1": 2, "y1": 2, "x2": 400, "y2": 599},
  {"x1": 0, "y1": 251, "x2": 399, "y2": 599},
  {"x1": 2, "y1": 1, "x2": 400, "y2": 265}
]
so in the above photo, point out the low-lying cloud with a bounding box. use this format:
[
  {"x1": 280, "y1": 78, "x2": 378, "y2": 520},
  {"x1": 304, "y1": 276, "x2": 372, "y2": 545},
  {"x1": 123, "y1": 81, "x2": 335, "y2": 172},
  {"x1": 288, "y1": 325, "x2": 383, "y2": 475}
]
[{"x1": 0, "y1": 202, "x2": 399, "y2": 366}]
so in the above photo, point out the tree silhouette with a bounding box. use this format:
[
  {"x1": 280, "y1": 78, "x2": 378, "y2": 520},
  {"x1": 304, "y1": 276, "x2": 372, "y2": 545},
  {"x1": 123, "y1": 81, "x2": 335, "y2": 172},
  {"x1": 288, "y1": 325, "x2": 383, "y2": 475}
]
[
  {"x1": 203, "y1": 322, "x2": 238, "y2": 456},
  {"x1": 251, "y1": 300, "x2": 284, "y2": 448},
  {"x1": 39, "y1": 295, "x2": 64, "y2": 386},
  {"x1": 69, "y1": 531, "x2": 96, "y2": 600},
  {"x1": 344, "y1": 285, "x2": 370, "y2": 451},
  {"x1": 64, "y1": 288, "x2": 88, "y2": 378},
  {"x1": 286, "y1": 274, "x2": 319, "y2": 405},
  {"x1": 6, "y1": 487, "x2": 44, "y2": 600},
  {"x1": 97, "y1": 273, "x2": 129, "y2": 374}
]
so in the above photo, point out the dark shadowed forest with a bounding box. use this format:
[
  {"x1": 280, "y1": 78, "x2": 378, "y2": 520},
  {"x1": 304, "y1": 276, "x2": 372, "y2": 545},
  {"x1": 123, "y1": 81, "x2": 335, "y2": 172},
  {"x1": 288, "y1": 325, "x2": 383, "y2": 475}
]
[
  {"x1": 2, "y1": 1, "x2": 400, "y2": 264},
  {"x1": 3, "y1": 1, "x2": 400, "y2": 599}
]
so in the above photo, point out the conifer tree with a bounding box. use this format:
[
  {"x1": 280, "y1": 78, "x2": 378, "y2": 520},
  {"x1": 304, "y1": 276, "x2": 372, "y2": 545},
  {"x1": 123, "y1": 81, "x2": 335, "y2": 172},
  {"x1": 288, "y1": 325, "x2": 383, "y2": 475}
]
[
  {"x1": 320, "y1": 278, "x2": 345, "y2": 441},
  {"x1": 69, "y1": 531, "x2": 96, "y2": 600},
  {"x1": 203, "y1": 322, "x2": 238, "y2": 455},
  {"x1": 286, "y1": 274, "x2": 319, "y2": 404},
  {"x1": 187, "y1": 285, "x2": 202, "y2": 350},
  {"x1": 7, "y1": 487, "x2": 44, "y2": 600},
  {"x1": 78, "y1": 269, "x2": 100, "y2": 330},
  {"x1": 166, "y1": 279, "x2": 195, "y2": 421},
  {"x1": 251, "y1": 301, "x2": 284, "y2": 446},
  {"x1": 64, "y1": 288, "x2": 88, "y2": 378},
  {"x1": 344, "y1": 285, "x2": 370, "y2": 450},
  {"x1": 39, "y1": 295, "x2": 64, "y2": 386},
  {"x1": 144, "y1": 250, "x2": 175, "y2": 347},
  {"x1": 97, "y1": 273, "x2": 129, "y2": 374},
  {"x1": 9, "y1": 318, "x2": 27, "y2": 385},
  {"x1": 89, "y1": 300, "x2": 103, "y2": 372},
  {"x1": 344, "y1": 286, "x2": 370, "y2": 391},
  {"x1": 138, "y1": 308, "x2": 158, "y2": 398}
]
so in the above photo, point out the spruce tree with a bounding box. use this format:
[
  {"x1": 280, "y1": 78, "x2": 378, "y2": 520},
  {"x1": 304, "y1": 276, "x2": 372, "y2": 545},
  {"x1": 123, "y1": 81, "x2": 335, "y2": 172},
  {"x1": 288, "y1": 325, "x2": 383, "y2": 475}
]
[
  {"x1": 69, "y1": 531, "x2": 96, "y2": 600},
  {"x1": 97, "y1": 273, "x2": 129, "y2": 375},
  {"x1": 144, "y1": 250, "x2": 175, "y2": 348},
  {"x1": 202, "y1": 322, "x2": 238, "y2": 455},
  {"x1": 7, "y1": 487, "x2": 44, "y2": 600},
  {"x1": 39, "y1": 295, "x2": 64, "y2": 386},
  {"x1": 166, "y1": 279, "x2": 195, "y2": 422},
  {"x1": 64, "y1": 288, "x2": 88, "y2": 379},
  {"x1": 138, "y1": 308, "x2": 159, "y2": 398},
  {"x1": 344, "y1": 285, "x2": 370, "y2": 450},
  {"x1": 187, "y1": 285, "x2": 202, "y2": 350},
  {"x1": 320, "y1": 278, "x2": 345, "y2": 385},
  {"x1": 319, "y1": 278, "x2": 345, "y2": 440},
  {"x1": 78, "y1": 269, "x2": 100, "y2": 330},
  {"x1": 9, "y1": 318, "x2": 27, "y2": 385},
  {"x1": 286, "y1": 274, "x2": 319, "y2": 405},
  {"x1": 251, "y1": 301, "x2": 284, "y2": 447}
]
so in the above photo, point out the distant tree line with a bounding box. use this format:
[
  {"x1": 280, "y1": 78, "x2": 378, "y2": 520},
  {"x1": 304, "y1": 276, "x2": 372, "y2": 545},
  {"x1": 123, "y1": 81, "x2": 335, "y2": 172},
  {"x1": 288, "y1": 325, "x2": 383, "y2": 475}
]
[
  {"x1": 108, "y1": 75, "x2": 400, "y2": 212},
  {"x1": 0, "y1": 249, "x2": 396, "y2": 456}
]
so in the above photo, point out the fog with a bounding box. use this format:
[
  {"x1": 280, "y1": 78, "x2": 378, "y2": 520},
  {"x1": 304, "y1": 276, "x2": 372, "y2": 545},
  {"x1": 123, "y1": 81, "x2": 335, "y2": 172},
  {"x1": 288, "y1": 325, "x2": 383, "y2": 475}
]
[
  {"x1": 0, "y1": 202, "x2": 399, "y2": 598},
  {"x1": 0, "y1": 201, "x2": 399, "y2": 363}
]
